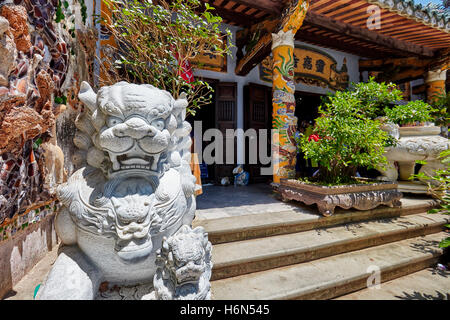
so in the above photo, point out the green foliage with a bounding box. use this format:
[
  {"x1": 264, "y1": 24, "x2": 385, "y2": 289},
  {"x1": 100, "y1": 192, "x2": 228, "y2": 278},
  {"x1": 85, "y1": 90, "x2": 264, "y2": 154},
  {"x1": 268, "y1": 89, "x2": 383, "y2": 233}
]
[
  {"x1": 55, "y1": 0, "x2": 66, "y2": 23},
  {"x1": 54, "y1": 95, "x2": 67, "y2": 104},
  {"x1": 430, "y1": 91, "x2": 450, "y2": 126},
  {"x1": 410, "y1": 150, "x2": 450, "y2": 248},
  {"x1": 296, "y1": 86, "x2": 390, "y2": 185},
  {"x1": 384, "y1": 100, "x2": 435, "y2": 125},
  {"x1": 33, "y1": 137, "x2": 43, "y2": 150},
  {"x1": 79, "y1": 0, "x2": 88, "y2": 24},
  {"x1": 100, "y1": 0, "x2": 232, "y2": 116},
  {"x1": 348, "y1": 77, "x2": 403, "y2": 118}
]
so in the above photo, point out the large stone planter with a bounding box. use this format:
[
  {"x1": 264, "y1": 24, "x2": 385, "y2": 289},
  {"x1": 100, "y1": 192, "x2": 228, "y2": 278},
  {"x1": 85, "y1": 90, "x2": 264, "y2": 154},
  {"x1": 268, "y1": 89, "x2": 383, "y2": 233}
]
[
  {"x1": 378, "y1": 125, "x2": 449, "y2": 189},
  {"x1": 278, "y1": 179, "x2": 402, "y2": 216}
]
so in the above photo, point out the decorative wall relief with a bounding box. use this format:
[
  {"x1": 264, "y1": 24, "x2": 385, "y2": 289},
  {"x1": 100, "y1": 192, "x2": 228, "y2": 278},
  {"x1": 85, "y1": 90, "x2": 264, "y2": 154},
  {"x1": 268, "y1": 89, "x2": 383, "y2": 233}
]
[
  {"x1": 261, "y1": 45, "x2": 349, "y2": 91},
  {"x1": 0, "y1": 0, "x2": 87, "y2": 243},
  {"x1": 0, "y1": 202, "x2": 60, "y2": 241},
  {"x1": 37, "y1": 82, "x2": 212, "y2": 300},
  {"x1": 0, "y1": 139, "x2": 46, "y2": 228}
]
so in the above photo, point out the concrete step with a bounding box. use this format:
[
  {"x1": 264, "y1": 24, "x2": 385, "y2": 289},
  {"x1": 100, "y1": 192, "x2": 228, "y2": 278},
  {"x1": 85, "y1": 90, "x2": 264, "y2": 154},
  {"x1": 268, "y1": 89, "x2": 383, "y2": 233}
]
[
  {"x1": 211, "y1": 212, "x2": 449, "y2": 280},
  {"x1": 195, "y1": 197, "x2": 438, "y2": 244},
  {"x1": 211, "y1": 232, "x2": 446, "y2": 300},
  {"x1": 335, "y1": 267, "x2": 450, "y2": 300}
]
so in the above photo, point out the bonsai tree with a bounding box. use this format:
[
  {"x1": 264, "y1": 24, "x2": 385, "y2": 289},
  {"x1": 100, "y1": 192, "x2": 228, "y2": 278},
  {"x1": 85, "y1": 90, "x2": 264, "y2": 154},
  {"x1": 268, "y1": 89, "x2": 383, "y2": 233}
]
[
  {"x1": 296, "y1": 89, "x2": 391, "y2": 185},
  {"x1": 349, "y1": 77, "x2": 404, "y2": 118},
  {"x1": 384, "y1": 100, "x2": 436, "y2": 126},
  {"x1": 98, "y1": 0, "x2": 232, "y2": 115}
]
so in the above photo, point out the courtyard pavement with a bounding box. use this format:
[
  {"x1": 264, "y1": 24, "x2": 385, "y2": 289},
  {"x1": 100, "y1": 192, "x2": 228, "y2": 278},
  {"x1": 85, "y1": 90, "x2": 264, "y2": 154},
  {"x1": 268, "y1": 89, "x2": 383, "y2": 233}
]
[{"x1": 195, "y1": 183, "x2": 316, "y2": 220}]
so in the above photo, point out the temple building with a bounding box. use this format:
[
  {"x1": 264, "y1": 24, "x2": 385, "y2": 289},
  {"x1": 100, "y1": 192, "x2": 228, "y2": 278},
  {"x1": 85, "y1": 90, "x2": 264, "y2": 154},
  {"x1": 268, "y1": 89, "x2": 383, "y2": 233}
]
[
  {"x1": 188, "y1": 0, "x2": 450, "y2": 184},
  {"x1": 0, "y1": 0, "x2": 449, "y2": 301}
]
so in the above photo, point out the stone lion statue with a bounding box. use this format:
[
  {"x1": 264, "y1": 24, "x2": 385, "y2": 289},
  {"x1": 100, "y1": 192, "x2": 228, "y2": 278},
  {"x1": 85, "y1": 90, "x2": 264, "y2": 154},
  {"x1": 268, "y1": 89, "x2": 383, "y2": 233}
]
[
  {"x1": 36, "y1": 82, "x2": 212, "y2": 300},
  {"x1": 153, "y1": 225, "x2": 212, "y2": 300}
]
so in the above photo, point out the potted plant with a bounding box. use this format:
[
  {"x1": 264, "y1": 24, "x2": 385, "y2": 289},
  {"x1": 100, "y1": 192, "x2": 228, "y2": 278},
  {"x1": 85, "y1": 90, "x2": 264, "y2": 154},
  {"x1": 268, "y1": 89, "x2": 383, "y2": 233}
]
[
  {"x1": 377, "y1": 100, "x2": 449, "y2": 183},
  {"x1": 384, "y1": 100, "x2": 435, "y2": 127},
  {"x1": 278, "y1": 83, "x2": 403, "y2": 216}
]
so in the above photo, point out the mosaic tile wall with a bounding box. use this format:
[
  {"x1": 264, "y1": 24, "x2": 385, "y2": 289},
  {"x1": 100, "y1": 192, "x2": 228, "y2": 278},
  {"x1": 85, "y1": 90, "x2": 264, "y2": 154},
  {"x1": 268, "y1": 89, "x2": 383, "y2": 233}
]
[
  {"x1": 0, "y1": 202, "x2": 60, "y2": 241},
  {"x1": 0, "y1": 139, "x2": 47, "y2": 228},
  {"x1": 0, "y1": 0, "x2": 95, "y2": 241}
]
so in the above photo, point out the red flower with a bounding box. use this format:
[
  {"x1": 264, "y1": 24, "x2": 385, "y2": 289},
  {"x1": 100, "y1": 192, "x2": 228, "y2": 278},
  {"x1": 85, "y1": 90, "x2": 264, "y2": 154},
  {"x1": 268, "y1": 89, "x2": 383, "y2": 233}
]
[{"x1": 308, "y1": 134, "x2": 320, "y2": 142}]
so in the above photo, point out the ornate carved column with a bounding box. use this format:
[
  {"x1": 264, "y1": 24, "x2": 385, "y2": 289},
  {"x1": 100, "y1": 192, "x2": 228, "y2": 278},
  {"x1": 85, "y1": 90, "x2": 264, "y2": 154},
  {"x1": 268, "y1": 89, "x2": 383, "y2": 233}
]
[
  {"x1": 271, "y1": 0, "x2": 309, "y2": 184},
  {"x1": 425, "y1": 68, "x2": 447, "y2": 104}
]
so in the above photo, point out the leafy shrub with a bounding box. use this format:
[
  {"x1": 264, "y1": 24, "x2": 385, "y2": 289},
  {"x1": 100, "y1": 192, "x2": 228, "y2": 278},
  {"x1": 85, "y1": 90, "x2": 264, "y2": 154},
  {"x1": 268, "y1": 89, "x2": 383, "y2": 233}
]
[
  {"x1": 384, "y1": 100, "x2": 435, "y2": 125},
  {"x1": 296, "y1": 89, "x2": 390, "y2": 185},
  {"x1": 411, "y1": 150, "x2": 450, "y2": 248},
  {"x1": 348, "y1": 77, "x2": 403, "y2": 118},
  {"x1": 430, "y1": 91, "x2": 450, "y2": 127},
  {"x1": 98, "y1": 0, "x2": 232, "y2": 115}
]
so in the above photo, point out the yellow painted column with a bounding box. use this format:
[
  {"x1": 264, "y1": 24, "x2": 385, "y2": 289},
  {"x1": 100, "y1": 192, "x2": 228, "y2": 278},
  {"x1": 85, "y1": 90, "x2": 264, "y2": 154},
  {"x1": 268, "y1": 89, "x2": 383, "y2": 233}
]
[
  {"x1": 425, "y1": 67, "x2": 447, "y2": 104},
  {"x1": 271, "y1": 0, "x2": 310, "y2": 184}
]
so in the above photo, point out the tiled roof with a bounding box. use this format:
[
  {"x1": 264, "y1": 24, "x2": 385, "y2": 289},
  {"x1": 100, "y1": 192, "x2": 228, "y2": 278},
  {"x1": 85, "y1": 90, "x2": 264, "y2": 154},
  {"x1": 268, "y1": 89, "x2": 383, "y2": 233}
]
[{"x1": 369, "y1": 0, "x2": 449, "y2": 32}]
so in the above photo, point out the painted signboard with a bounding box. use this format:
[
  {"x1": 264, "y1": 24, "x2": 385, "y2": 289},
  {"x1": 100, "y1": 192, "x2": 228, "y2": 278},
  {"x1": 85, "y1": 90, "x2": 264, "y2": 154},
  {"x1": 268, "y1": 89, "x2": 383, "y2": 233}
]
[{"x1": 260, "y1": 45, "x2": 349, "y2": 91}]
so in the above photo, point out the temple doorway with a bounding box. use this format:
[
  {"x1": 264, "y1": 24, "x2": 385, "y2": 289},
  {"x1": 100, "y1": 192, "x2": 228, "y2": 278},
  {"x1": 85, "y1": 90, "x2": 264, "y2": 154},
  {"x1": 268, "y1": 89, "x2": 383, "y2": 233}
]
[
  {"x1": 294, "y1": 91, "x2": 323, "y2": 177},
  {"x1": 186, "y1": 81, "x2": 238, "y2": 184}
]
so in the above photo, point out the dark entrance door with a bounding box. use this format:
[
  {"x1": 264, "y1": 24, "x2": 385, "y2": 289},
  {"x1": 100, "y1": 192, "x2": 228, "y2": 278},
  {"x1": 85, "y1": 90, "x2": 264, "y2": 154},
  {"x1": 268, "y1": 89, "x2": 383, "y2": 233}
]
[
  {"x1": 214, "y1": 82, "x2": 237, "y2": 183},
  {"x1": 294, "y1": 91, "x2": 323, "y2": 176},
  {"x1": 244, "y1": 83, "x2": 272, "y2": 183},
  {"x1": 187, "y1": 81, "x2": 237, "y2": 184},
  {"x1": 187, "y1": 80, "x2": 216, "y2": 183}
]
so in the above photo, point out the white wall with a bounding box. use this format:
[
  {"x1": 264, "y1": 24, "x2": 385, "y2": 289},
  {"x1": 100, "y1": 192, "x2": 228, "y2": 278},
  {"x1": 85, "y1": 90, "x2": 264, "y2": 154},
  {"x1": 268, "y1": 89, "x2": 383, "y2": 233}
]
[{"x1": 194, "y1": 24, "x2": 362, "y2": 163}]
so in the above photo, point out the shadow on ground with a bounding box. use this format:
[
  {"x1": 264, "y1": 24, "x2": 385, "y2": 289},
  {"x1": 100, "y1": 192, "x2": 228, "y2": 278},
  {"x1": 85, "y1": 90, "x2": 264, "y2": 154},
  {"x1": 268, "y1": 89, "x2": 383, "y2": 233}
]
[{"x1": 395, "y1": 290, "x2": 449, "y2": 300}]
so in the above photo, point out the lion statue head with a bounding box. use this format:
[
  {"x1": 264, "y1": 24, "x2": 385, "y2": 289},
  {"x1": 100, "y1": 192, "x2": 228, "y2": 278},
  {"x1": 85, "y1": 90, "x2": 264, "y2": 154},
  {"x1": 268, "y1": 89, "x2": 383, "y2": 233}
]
[{"x1": 74, "y1": 81, "x2": 191, "y2": 180}]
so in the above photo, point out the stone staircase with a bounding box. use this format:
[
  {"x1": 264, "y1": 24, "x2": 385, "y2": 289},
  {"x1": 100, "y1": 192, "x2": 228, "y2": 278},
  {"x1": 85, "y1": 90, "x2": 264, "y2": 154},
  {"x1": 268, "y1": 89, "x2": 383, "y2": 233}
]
[{"x1": 193, "y1": 198, "x2": 449, "y2": 300}]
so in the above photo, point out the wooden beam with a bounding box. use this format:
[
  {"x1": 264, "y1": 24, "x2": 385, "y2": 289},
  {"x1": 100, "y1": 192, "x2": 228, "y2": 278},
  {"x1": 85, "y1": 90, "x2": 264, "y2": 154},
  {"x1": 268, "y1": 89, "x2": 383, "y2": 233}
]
[
  {"x1": 381, "y1": 68, "x2": 425, "y2": 83},
  {"x1": 359, "y1": 57, "x2": 431, "y2": 71},
  {"x1": 296, "y1": 31, "x2": 388, "y2": 58},
  {"x1": 234, "y1": 1, "x2": 440, "y2": 75},
  {"x1": 228, "y1": 0, "x2": 283, "y2": 15},
  {"x1": 303, "y1": 11, "x2": 435, "y2": 58},
  {"x1": 212, "y1": 5, "x2": 261, "y2": 27},
  {"x1": 235, "y1": 0, "x2": 310, "y2": 76},
  {"x1": 235, "y1": 34, "x2": 273, "y2": 75},
  {"x1": 314, "y1": 0, "x2": 351, "y2": 14}
]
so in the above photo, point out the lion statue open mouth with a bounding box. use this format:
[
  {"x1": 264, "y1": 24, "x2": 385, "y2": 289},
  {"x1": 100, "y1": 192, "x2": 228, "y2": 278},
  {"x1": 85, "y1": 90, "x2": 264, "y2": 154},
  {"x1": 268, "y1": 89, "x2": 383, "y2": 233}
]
[{"x1": 36, "y1": 82, "x2": 211, "y2": 300}]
